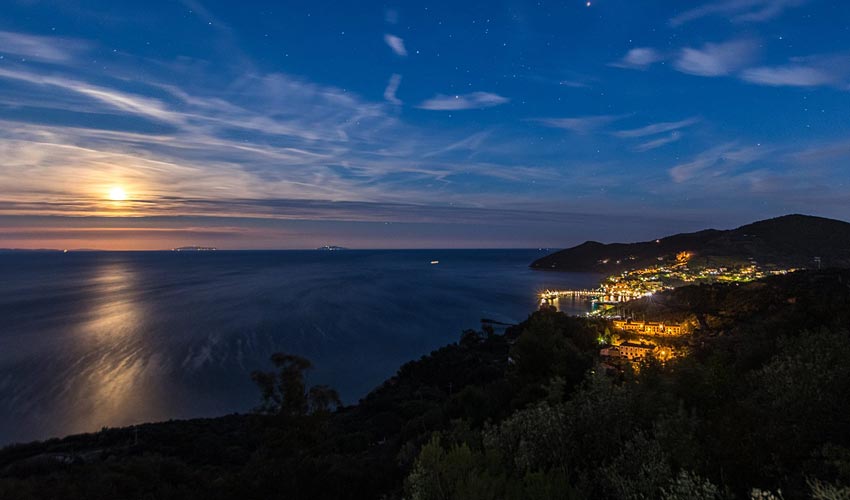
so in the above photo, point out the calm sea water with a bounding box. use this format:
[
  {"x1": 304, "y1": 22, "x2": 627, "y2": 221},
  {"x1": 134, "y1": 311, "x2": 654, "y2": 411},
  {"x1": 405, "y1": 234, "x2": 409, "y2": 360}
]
[{"x1": 0, "y1": 250, "x2": 598, "y2": 445}]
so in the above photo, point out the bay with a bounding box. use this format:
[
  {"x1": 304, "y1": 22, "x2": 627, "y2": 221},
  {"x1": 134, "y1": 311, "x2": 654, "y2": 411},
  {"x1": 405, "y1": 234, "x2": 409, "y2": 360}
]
[{"x1": 0, "y1": 249, "x2": 599, "y2": 445}]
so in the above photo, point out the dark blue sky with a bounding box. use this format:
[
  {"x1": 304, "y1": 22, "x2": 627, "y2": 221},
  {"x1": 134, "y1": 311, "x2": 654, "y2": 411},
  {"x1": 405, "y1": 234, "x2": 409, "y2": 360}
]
[{"x1": 1, "y1": 0, "x2": 849, "y2": 249}]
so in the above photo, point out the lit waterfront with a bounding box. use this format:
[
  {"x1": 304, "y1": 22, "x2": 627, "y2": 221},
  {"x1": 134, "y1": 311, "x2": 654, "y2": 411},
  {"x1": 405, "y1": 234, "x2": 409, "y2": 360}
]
[
  {"x1": 539, "y1": 251, "x2": 801, "y2": 313},
  {"x1": 539, "y1": 288, "x2": 653, "y2": 311}
]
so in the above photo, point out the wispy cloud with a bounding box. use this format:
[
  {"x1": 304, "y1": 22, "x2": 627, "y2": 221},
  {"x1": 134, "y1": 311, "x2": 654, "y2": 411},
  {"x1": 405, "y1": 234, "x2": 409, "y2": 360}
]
[
  {"x1": 0, "y1": 66, "x2": 404, "y2": 213},
  {"x1": 534, "y1": 114, "x2": 625, "y2": 134},
  {"x1": 614, "y1": 118, "x2": 700, "y2": 138},
  {"x1": 615, "y1": 37, "x2": 848, "y2": 89},
  {"x1": 674, "y1": 39, "x2": 759, "y2": 77},
  {"x1": 418, "y1": 92, "x2": 509, "y2": 111},
  {"x1": 741, "y1": 65, "x2": 836, "y2": 87},
  {"x1": 0, "y1": 52, "x2": 561, "y2": 226},
  {"x1": 789, "y1": 138, "x2": 850, "y2": 164},
  {"x1": 613, "y1": 118, "x2": 697, "y2": 152},
  {"x1": 0, "y1": 30, "x2": 90, "y2": 62},
  {"x1": 423, "y1": 132, "x2": 490, "y2": 158},
  {"x1": 611, "y1": 48, "x2": 664, "y2": 70},
  {"x1": 0, "y1": 115, "x2": 557, "y2": 221},
  {"x1": 0, "y1": 68, "x2": 183, "y2": 125},
  {"x1": 634, "y1": 132, "x2": 683, "y2": 152},
  {"x1": 383, "y1": 73, "x2": 402, "y2": 105},
  {"x1": 740, "y1": 54, "x2": 850, "y2": 88},
  {"x1": 670, "y1": 0, "x2": 809, "y2": 26},
  {"x1": 669, "y1": 143, "x2": 769, "y2": 183},
  {"x1": 558, "y1": 80, "x2": 591, "y2": 88},
  {"x1": 384, "y1": 34, "x2": 407, "y2": 57}
]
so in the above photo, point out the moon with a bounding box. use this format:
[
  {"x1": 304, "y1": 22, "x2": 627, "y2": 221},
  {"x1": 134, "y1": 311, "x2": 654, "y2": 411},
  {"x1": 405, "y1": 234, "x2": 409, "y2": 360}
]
[{"x1": 108, "y1": 187, "x2": 128, "y2": 201}]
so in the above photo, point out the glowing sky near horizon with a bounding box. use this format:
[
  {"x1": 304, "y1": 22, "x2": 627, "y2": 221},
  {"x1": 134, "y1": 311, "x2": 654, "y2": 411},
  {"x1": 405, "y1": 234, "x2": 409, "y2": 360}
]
[{"x1": 1, "y1": 0, "x2": 849, "y2": 249}]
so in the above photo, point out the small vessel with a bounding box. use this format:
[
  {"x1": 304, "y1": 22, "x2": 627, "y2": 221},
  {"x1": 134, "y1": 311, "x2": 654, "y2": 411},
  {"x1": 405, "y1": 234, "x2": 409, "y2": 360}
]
[
  {"x1": 430, "y1": 260, "x2": 439, "y2": 265},
  {"x1": 172, "y1": 246, "x2": 217, "y2": 252}
]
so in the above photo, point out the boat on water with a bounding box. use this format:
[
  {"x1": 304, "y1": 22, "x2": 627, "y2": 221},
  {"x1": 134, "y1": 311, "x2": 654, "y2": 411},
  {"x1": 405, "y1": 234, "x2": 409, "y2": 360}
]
[
  {"x1": 430, "y1": 260, "x2": 439, "y2": 265},
  {"x1": 172, "y1": 246, "x2": 217, "y2": 252}
]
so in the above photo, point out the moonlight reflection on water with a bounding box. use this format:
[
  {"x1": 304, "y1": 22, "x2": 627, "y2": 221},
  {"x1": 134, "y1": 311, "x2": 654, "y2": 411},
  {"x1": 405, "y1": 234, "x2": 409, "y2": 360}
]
[{"x1": 0, "y1": 250, "x2": 599, "y2": 444}]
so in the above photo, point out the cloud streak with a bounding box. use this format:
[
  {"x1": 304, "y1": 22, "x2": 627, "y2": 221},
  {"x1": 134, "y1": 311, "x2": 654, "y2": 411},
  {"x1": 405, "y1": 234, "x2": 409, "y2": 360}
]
[
  {"x1": 612, "y1": 37, "x2": 849, "y2": 91},
  {"x1": 741, "y1": 65, "x2": 836, "y2": 87},
  {"x1": 0, "y1": 30, "x2": 90, "y2": 62},
  {"x1": 0, "y1": 46, "x2": 570, "y2": 231},
  {"x1": 612, "y1": 118, "x2": 698, "y2": 152},
  {"x1": 611, "y1": 48, "x2": 664, "y2": 70},
  {"x1": 383, "y1": 34, "x2": 407, "y2": 56},
  {"x1": 670, "y1": 0, "x2": 808, "y2": 26},
  {"x1": 635, "y1": 132, "x2": 683, "y2": 152},
  {"x1": 614, "y1": 118, "x2": 700, "y2": 138},
  {"x1": 0, "y1": 68, "x2": 184, "y2": 125},
  {"x1": 674, "y1": 40, "x2": 759, "y2": 77},
  {"x1": 418, "y1": 92, "x2": 509, "y2": 111},
  {"x1": 534, "y1": 115, "x2": 625, "y2": 134},
  {"x1": 383, "y1": 73, "x2": 402, "y2": 105},
  {"x1": 739, "y1": 54, "x2": 850, "y2": 88},
  {"x1": 669, "y1": 143, "x2": 769, "y2": 183}
]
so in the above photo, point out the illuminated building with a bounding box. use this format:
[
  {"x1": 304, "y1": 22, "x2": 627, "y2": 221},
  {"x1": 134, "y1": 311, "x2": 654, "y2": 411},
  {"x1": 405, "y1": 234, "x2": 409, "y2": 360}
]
[
  {"x1": 616, "y1": 341, "x2": 656, "y2": 360},
  {"x1": 612, "y1": 319, "x2": 686, "y2": 336}
]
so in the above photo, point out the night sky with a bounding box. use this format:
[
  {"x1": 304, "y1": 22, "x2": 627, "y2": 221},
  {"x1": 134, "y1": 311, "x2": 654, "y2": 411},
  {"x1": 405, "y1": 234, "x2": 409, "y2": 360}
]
[{"x1": 1, "y1": 0, "x2": 849, "y2": 249}]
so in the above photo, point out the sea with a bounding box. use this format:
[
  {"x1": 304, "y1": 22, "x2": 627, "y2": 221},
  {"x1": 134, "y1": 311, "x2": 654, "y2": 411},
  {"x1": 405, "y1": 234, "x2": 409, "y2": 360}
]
[{"x1": 0, "y1": 249, "x2": 600, "y2": 445}]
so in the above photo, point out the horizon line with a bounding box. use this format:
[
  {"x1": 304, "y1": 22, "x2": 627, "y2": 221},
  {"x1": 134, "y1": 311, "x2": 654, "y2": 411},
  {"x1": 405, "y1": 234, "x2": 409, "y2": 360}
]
[{"x1": 0, "y1": 246, "x2": 561, "y2": 252}]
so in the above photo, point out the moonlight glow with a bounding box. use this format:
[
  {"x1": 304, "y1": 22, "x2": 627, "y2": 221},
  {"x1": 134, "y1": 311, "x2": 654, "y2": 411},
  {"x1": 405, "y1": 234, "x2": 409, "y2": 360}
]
[{"x1": 108, "y1": 187, "x2": 128, "y2": 202}]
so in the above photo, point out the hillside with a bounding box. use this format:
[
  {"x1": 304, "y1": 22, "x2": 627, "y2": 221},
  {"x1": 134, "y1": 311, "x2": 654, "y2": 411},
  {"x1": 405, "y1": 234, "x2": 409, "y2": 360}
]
[
  {"x1": 530, "y1": 214, "x2": 850, "y2": 272},
  {"x1": 618, "y1": 268, "x2": 850, "y2": 332}
]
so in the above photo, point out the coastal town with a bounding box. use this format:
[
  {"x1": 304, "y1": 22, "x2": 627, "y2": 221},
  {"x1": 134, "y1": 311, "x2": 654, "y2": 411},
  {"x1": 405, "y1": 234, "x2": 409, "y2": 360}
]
[
  {"x1": 539, "y1": 250, "x2": 802, "y2": 367},
  {"x1": 540, "y1": 248, "x2": 801, "y2": 311},
  {"x1": 597, "y1": 250, "x2": 801, "y2": 299}
]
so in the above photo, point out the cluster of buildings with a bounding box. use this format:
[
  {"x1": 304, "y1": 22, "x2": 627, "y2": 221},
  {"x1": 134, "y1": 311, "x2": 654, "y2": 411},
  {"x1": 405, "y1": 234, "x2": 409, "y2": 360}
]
[
  {"x1": 595, "y1": 316, "x2": 687, "y2": 368},
  {"x1": 601, "y1": 342, "x2": 652, "y2": 360},
  {"x1": 541, "y1": 256, "x2": 799, "y2": 314},
  {"x1": 611, "y1": 319, "x2": 686, "y2": 336},
  {"x1": 599, "y1": 341, "x2": 675, "y2": 363},
  {"x1": 601, "y1": 259, "x2": 799, "y2": 298},
  {"x1": 596, "y1": 319, "x2": 684, "y2": 367}
]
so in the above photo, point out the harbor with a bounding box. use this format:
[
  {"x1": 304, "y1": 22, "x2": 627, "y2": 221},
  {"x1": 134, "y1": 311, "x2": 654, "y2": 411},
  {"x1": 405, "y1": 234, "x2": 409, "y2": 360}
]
[{"x1": 539, "y1": 288, "x2": 652, "y2": 308}]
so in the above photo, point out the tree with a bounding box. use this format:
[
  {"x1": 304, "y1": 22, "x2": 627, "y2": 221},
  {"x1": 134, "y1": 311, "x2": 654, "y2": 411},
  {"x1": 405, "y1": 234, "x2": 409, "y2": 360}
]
[
  {"x1": 251, "y1": 353, "x2": 342, "y2": 416},
  {"x1": 660, "y1": 470, "x2": 721, "y2": 500},
  {"x1": 507, "y1": 310, "x2": 595, "y2": 407},
  {"x1": 308, "y1": 385, "x2": 343, "y2": 415}
]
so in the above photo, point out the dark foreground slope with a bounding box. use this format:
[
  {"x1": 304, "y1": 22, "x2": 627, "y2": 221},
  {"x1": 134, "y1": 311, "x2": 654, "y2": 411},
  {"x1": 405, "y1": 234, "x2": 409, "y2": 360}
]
[
  {"x1": 531, "y1": 214, "x2": 850, "y2": 272},
  {"x1": 0, "y1": 317, "x2": 596, "y2": 500},
  {"x1": 3, "y1": 270, "x2": 850, "y2": 499}
]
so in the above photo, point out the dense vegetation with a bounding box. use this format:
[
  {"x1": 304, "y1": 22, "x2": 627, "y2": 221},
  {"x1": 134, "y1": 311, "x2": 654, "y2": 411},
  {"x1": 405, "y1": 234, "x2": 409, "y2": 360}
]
[
  {"x1": 530, "y1": 214, "x2": 850, "y2": 272},
  {"x1": 2, "y1": 269, "x2": 850, "y2": 499}
]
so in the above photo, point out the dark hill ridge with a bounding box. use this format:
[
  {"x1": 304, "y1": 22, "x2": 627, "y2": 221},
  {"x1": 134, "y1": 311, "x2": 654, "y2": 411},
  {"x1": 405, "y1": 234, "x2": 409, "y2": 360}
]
[{"x1": 531, "y1": 214, "x2": 850, "y2": 273}]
